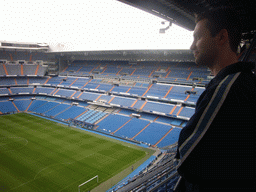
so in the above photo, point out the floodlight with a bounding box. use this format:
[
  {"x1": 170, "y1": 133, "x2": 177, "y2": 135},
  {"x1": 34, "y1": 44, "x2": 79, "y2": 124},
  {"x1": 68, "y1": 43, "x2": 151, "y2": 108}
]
[{"x1": 159, "y1": 21, "x2": 172, "y2": 33}]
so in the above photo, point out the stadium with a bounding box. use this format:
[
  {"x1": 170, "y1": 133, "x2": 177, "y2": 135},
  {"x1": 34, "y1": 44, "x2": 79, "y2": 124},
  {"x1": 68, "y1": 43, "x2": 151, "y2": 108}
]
[{"x1": 0, "y1": 0, "x2": 255, "y2": 191}]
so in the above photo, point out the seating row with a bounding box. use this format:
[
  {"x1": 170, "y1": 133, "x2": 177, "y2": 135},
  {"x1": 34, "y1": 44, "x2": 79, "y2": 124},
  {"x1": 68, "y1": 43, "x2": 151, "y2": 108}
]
[
  {"x1": 1, "y1": 85, "x2": 196, "y2": 119},
  {"x1": 60, "y1": 61, "x2": 210, "y2": 81},
  {"x1": 0, "y1": 64, "x2": 47, "y2": 76},
  {"x1": 96, "y1": 113, "x2": 181, "y2": 147},
  {"x1": 0, "y1": 76, "x2": 205, "y2": 103},
  {"x1": 0, "y1": 95, "x2": 182, "y2": 148},
  {"x1": 0, "y1": 51, "x2": 48, "y2": 61}
]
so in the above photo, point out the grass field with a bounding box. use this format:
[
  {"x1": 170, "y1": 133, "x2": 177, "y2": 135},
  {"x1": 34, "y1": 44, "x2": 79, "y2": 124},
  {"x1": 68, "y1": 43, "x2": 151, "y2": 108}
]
[{"x1": 0, "y1": 113, "x2": 148, "y2": 192}]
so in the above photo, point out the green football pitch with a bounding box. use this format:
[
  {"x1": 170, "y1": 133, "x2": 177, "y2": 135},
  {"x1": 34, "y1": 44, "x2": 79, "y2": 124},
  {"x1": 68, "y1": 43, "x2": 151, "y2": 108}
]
[{"x1": 0, "y1": 113, "x2": 148, "y2": 192}]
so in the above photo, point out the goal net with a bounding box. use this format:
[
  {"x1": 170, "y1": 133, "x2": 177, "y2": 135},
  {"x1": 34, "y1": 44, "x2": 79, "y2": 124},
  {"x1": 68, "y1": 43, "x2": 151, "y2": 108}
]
[{"x1": 78, "y1": 175, "x2": 98, "y2": 192}]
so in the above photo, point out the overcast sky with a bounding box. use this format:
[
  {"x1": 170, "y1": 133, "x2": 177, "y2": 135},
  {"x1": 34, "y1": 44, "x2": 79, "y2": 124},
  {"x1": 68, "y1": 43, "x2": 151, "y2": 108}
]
[{"x1": 0, "y1": 0, "x2": 193, "y2": 51}]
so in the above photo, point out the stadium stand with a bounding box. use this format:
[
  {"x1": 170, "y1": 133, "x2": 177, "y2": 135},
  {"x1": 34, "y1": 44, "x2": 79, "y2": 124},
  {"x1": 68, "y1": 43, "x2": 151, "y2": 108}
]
[
  {"x1": 44, "y1": 103, "x2": 70, "y2": 117},
  {"x1": 27, "y1": 100, "x2": 48, "y2": 111},
  {"x1": 1, "y1": 49, "x2": 212, "y2": 192},
  {"x1": 1, "y1": 1, "x2": 255, "y2": 191},
  {"x1": 0, "y1": 50, "x2": 48, "y2": 61},
  {"x1": 156, "y1": 128, "x2": 181, "y2": 148},
  {"x1": 69, "y1": 77, "x2": 90, "y2": 88},
  {"x1": 0, "y1": 77, "x2": 16, "y2": 85},
  {"x1": 177, "y1": 106, "x2": 195, "y2": 118},
  {"x1": 53, "y1": 89, "x2": 76, "y2": 97},
  {"x1": 0, "y1": 65, "x2": 6, "y2": 76},
  {"x1": 0, "y1": 101, "x2": 18, "y2": 113},
  {"x1": 0, "y1": 63, "x2": 47, "y2": 77},
  {"x1": 34, "y1": 87, "x2": 56, "y2": 94},
  {"x1": 55, "y1": 105, "x2": 87, "y2": 120},
  {"x1": 13, "y1": 100, "x2": 31, "y2": 111},
  {"x1": 110, "y1": 96, "x2": 136, "y2": 107},
  {"x1": 114, "y1": 117, "x2": 149, "y2": 138},
  {"x1": 23, "y1": 64, "x2": 38, "y2": 75},
  {"x1": 142, "y1": 101, "x2": 176, "y2": 114},
  {"x1": 32, "y1": 101, "x2": 60, "y2": 114},
  {"x1": 46, "y1": 76, "x2": 64, "y2": 86},
  {"x1": 3, "y1": 53, "x2": 256, "y2": 191},
  {"x1": 0, "y1": 73, "x2": 199, "y2": 192},
  {"x1": 0, "y1": 88, "x2": 9, "y2": 95},
  {"x1": 133, "y1": 122, "x2": 173, "y2": 146},
  {"x1": 5, "y1": 64, "x2": 21, "y2": 75},
  {"x1": 10, "y1": 87, "x2": 34, "y2": 94},
  {"x1": 96, "y1": 114, "x2": 131, "y2": 133}
]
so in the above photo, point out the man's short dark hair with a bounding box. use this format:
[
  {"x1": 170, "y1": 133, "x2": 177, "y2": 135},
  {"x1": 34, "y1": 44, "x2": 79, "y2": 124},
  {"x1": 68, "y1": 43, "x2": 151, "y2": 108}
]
[{"x1": 195, "y1": 7, "x2": 242, "y2": 53}]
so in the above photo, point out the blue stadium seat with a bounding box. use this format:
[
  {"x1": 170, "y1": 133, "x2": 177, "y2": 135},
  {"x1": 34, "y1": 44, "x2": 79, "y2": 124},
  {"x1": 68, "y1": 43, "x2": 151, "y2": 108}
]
[
  {"x1": 178, "y1": 107, "x2": 195, "y2": 118},
  {"x1": 55, "y1": 106, "x2": 87, "y2": 120},
  {"x1": 96, "y1": 114, "x2": 131, "y2": 133},
  {"x1": 6, "y1": 64, "x2": 21, "y2": 75},
  {"x1": 33, "y1": 101, "x2": 59, "y2": 114},
  {"x1": 0, "y1": 88, "x2": 10, "y2": 95},
  {"x1": 143, "y1": 101, "x2": 175, "y2": 114},
  {"x1": 157, "y1": 128, "x2": 181, "y2": 148},
  {"x1": 133, "y1": 122, "x2": 172, "y2": 145},
  {"x1": 34, "y1": 87, "x2": 55, "y2": 94},
  {"x1": 115, "y1": 118, "x2": 149, "y2": 138},
  {"x1": 27, "y1": 100, "x2": 48, "y2": 112},
  {"x1": 54, "y1": 89, "x2": 76, "y2": 97},
  {"x1": 78, "y1": 92, "x2": 100, "y2": 101},
  {"x1": 23, "y1": 64, "x2": 37, "y2": 75},
  {"x1": 0, "y1": 101, "x2": 17, "y2": 113},
  {"x1": 110, "y1": 96, "x2": 136, "y2": 107},
  {"x1": 10, "y1": 87, "x2": 34, "y2": 94},
  {"x1": 13, "y1": 100, "x2": 31, "y2": 111},
  {"x1": 44, "y1": 104, "x2": 70, "y2": 117}
]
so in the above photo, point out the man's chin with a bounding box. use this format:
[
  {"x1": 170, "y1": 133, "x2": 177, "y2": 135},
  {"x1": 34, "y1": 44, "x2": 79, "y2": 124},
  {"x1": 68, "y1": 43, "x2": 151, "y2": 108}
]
[
  {"x1": 195, "y1": 59, "x2": 207, "y2": 66},
  {"x1": 194, "y1": 56, "x2": 206, "y2": 67},
  {"x1": 194, "y1": 57, "x2": 200, "y2": 65},
  {"x1": 194, "y1": 52, "x2": 215, "y2": 68}
]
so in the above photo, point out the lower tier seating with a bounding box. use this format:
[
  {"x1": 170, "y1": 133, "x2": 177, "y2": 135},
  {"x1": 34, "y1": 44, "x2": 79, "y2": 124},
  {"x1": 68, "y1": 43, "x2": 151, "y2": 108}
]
[{"x1": 0, "y1": 93, "x2": 184, "y2": 148}]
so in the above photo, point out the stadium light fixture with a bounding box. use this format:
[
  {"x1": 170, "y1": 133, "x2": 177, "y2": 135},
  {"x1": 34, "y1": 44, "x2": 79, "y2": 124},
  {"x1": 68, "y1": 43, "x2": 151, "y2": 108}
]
[{"x1": 159, "y1": 21, "x2": 172, "y2": 33}]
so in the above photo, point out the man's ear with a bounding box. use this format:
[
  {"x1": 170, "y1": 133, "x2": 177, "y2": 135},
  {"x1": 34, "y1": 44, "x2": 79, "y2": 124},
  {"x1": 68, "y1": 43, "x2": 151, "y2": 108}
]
[{"x1": 217, "y1": 29, "x2": 229, "y2": 46}]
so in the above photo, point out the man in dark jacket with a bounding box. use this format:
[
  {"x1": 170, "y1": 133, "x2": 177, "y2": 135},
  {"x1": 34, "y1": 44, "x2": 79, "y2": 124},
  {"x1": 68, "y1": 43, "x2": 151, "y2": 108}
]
[{"x1": 175, "y1": 7, "x2": 256, "y2": 191}]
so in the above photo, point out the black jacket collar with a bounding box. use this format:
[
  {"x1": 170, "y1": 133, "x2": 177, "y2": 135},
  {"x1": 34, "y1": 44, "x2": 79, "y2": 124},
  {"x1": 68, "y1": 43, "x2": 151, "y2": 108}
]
[{"x1": 206, "y1": 62, "x2": 255, "y2": 89}]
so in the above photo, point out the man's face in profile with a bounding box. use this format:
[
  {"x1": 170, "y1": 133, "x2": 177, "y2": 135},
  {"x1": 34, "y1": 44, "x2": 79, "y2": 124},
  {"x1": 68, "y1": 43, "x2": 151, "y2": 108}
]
[{"x1": 190, "y1": 19, "x2": 218, "y2": 68}]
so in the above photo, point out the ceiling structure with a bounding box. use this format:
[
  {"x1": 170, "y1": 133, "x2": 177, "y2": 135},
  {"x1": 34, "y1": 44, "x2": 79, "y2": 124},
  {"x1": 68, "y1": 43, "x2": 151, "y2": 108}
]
[
  {"x1": 52, "y1": 0, "x2": 255, "y2": 62},
  {"x1": 118, "y1": 0, "x2": 256, "y2": 38}
]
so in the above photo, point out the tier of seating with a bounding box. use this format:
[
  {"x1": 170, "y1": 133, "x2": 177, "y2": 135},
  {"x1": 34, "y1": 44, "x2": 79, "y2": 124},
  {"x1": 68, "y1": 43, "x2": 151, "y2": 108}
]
[
  {"x1": 109, "y1": 145, "x2": 179, "y2": 192},
  {"x1": 0, "y1": 64, "x2": 47, "y2": 76},
  {"x1": 60, "y1": 61, "x2": 210, "y2": 83},
  {"x1": 1, "y1": 45, "x2": 255, "y2": 192},
  {"x1": 0, "y1": 60, "x2": 206, "y2": 149},
  {"x1": 0, "y1": 76, "x2": 205, "y2": 104},
  {"x1": 0, "y1": 50, "x2": 48, "y2": 61},
  {"x1": 95, "y1": 112, "x2": 181, "y2": 147},
  {"x1": 76, "y1": 109, "x2": 107, "y2": 124},
  {"x1": 0, "y1": 95, "x2": 182, "y2": 147},
  {"x1": 1, "y1": 59, "x2": 196, "y2": 191},
  {"x1": 0, "y1": 76, "x2": 198, "y2": 120},
  {"x1": 0, "y1": 101, "x2": 17, "y2": 113}
]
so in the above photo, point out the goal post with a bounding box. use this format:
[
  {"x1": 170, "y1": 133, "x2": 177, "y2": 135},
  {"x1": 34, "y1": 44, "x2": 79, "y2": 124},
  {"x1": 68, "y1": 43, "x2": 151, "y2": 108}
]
[{"x1": 78, "y1": 175, "x2": 98, "y2": 192}]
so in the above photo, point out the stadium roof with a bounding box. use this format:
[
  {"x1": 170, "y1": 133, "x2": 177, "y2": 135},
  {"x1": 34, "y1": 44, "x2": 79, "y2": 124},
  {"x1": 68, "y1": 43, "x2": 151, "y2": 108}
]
[
  {"x1": 118, "y1": 0, "x2": 256, "y2": 36},
  {"x1": 3, "y1": 0, "x2": 254, "y2": 61},
  {"x1": 51, "y1": 0, "x2": 255, "y2": 62}
]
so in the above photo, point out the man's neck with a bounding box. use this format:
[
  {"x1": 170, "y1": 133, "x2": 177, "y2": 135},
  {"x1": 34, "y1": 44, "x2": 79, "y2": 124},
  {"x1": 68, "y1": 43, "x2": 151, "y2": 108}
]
[{"x1": 210, "y1": 52, "x2": 238, "y2": 76}]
